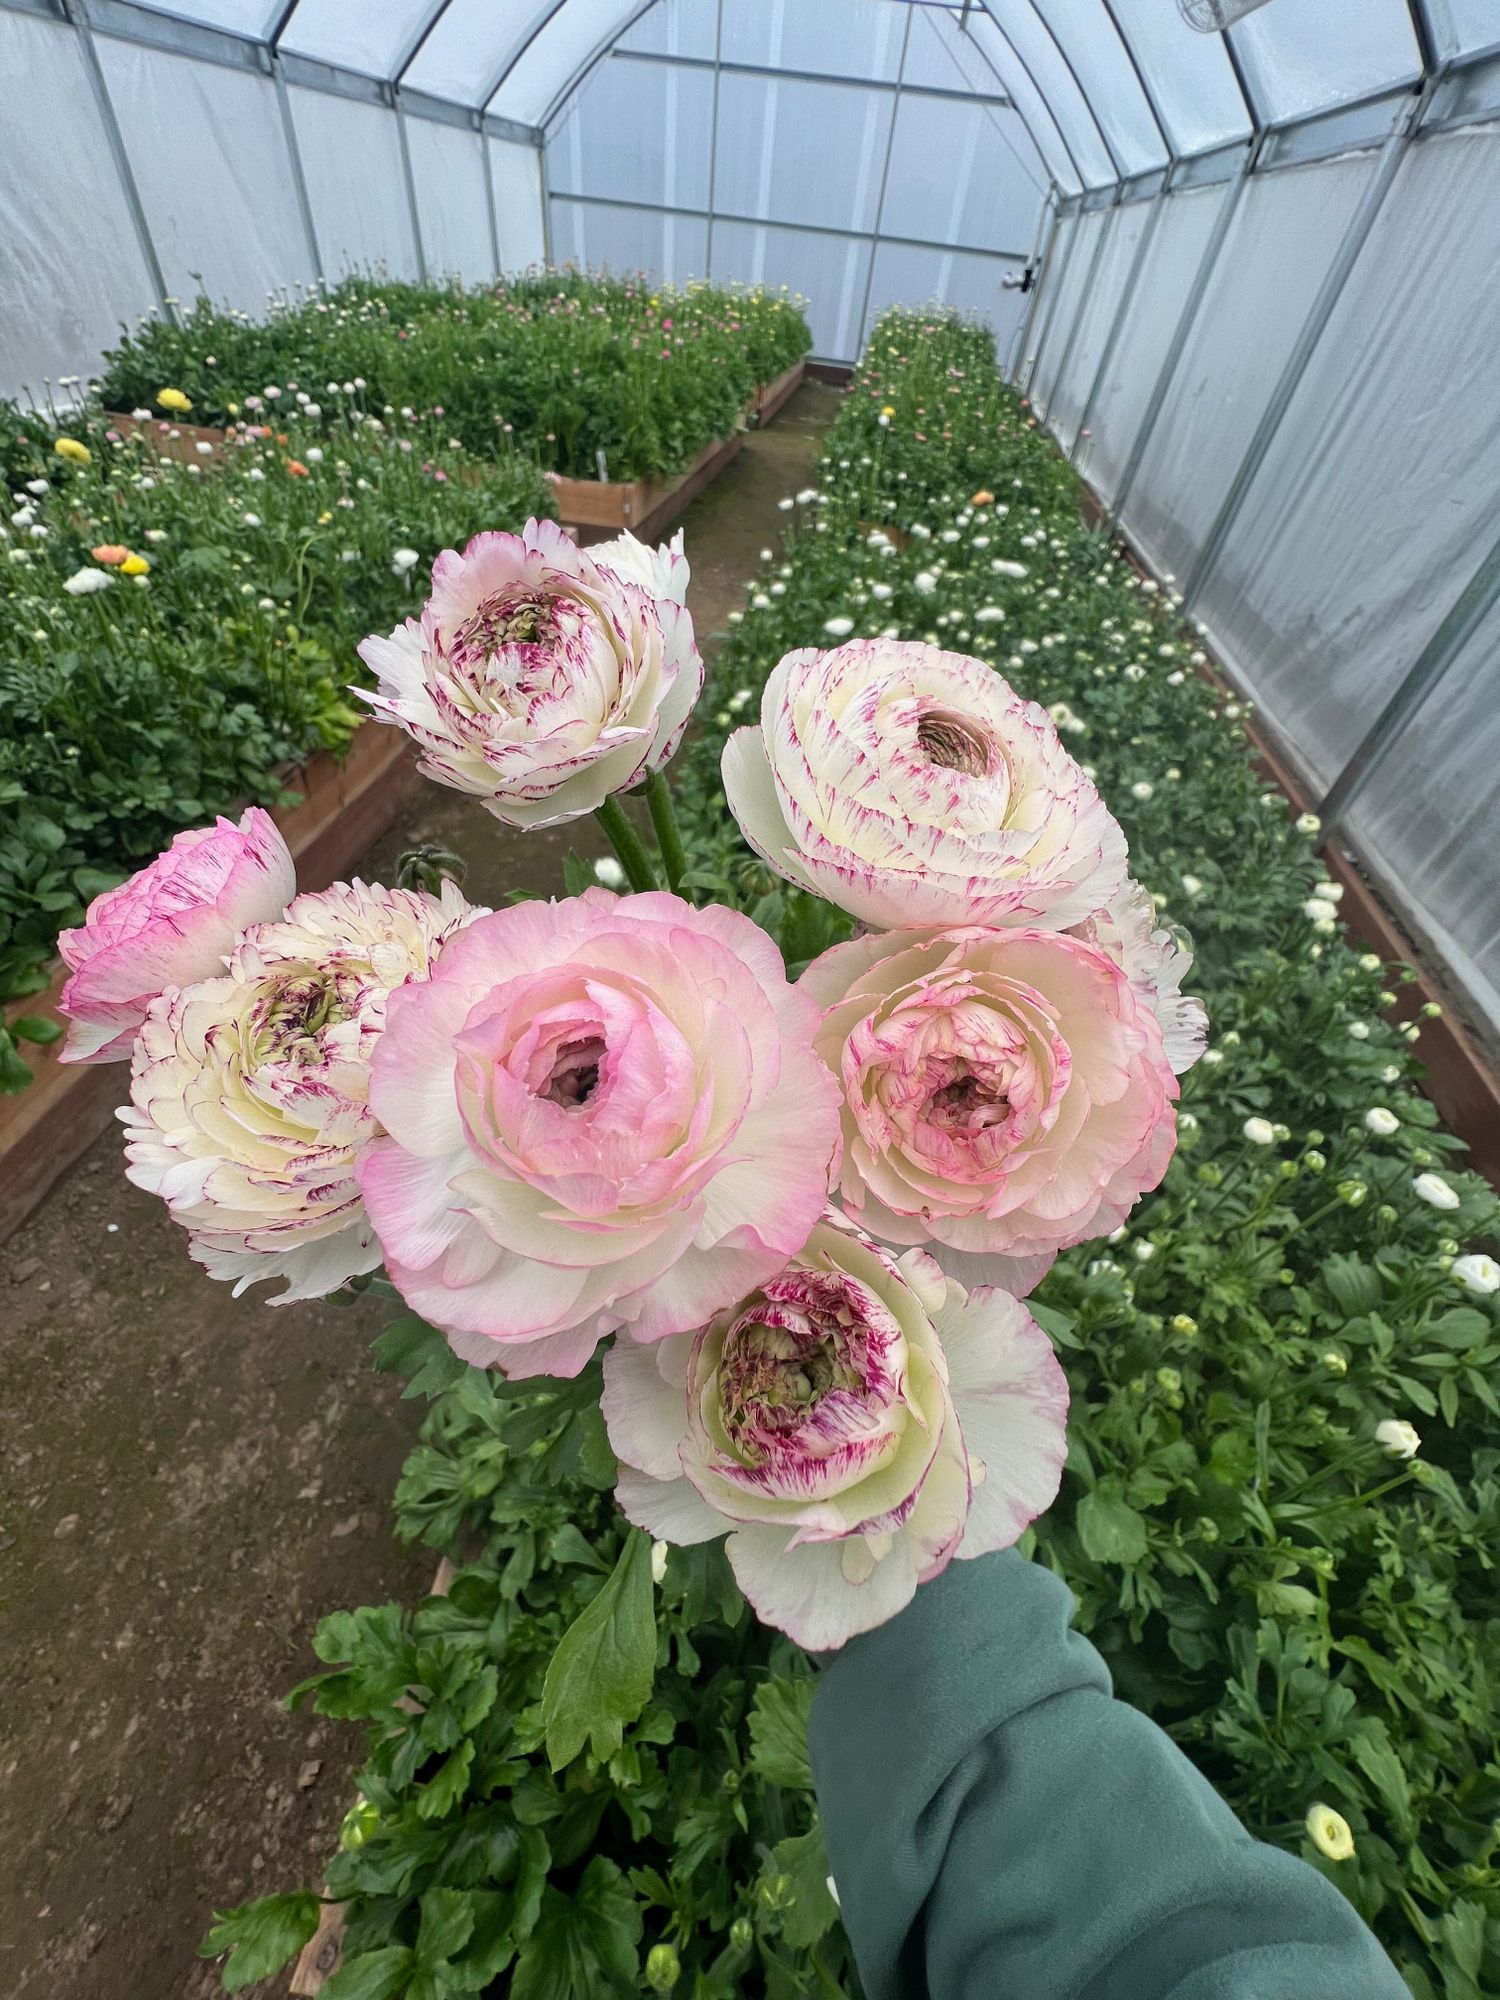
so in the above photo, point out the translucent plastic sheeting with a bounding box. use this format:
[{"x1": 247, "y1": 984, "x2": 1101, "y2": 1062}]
[
  {"x1": 278, "y1": 0, "x2": 437, "y2": 78},
  {"x1": 711, "y1": 220, "x2": 872, "y2": 360},
  {"x1": 289, "y1": 89, "x2": 419, "y2": 281},
  {"x1": 1098, "y1": 0, "x2": 1250, "y2": 159},
  {"x1": 1427, "y1": 0, "x2": 1500, "y2": 60},
  {"x1": 1013, "y1": 206, "x2": 1077, "y2": 387},
  {"x1": 406, "y1": 120, "x2": 494, "y2": 280},
  {"x1": 493, "y1": 0, "x2": 649, "y2": 124},
  {"x1": 1027, "y1": 0, "x2": 1166, "y2": 174},
  {"x1": 957, "y1": 12, "x2": 1083, "y2": 193},
  {"x1": 1029, "y1": 205, "x2": 1103, "y2": 412},
  {"x1": 977, "y1": 3, "x2": 1116, "y2": 186},
  {"x1": 1045, "y1": 198, "x2": 1148, "y2": 449},
  {"x1": 863, "y1": 240, "x2": 1028, "y2": 359},
  {"x1": 898, "y1": 9, "x2": 1049, "y2": 195},
  {"x1": 135, "y1": 0, "x2": 276, "y2": 34},
  {"x1": 1121, "y1": 152, "x2": 1373, "y2": 588},
  {"x1": 491, "y1": 140, "x2": 547, "y2": 268},
  {"x1": 0, "y1": 13, "x2": 152, "y2": 402},
  {"x1": 550, "y1": 197, "x2": 710, "y2": 288},
  {"x1": 99, "y1": 39, "x2": 314, "y2": 312},
  {"x1": 721, "y1": 0, "x2": 906, "y2": 83},
  {"x1": 1227, "y1": 0, "x2": 1421, "y2": 127},
  {"x1": 880, "y1": 91, "x2": 1046, "y2": 252},
  {"x1": 1347, "y1": 597, "x2": 1500, "y2": 1039},
  {"x1": 1196, "y1": 130, "x2": 1500, "y2": 791},
  {"x1": 1078, "y1": 181, "x2": 1228, "y2": 500},
  {"x1": 405, "y1": 0, "x2": 571, "y2": 106},
  {"x1": 712, "y1": 70, "x2": 894, "y2": 235},
  {"x1": 548, "y1": 54, "x2": 713, "y2": 210},
  {"x1": 618, "y1": 0, "x2": 717, "y2": 61}
]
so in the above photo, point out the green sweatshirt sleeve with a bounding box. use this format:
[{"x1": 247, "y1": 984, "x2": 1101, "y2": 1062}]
[{"x1": 808, "y1": 1550, "x2": 1408, "y2": 2000}]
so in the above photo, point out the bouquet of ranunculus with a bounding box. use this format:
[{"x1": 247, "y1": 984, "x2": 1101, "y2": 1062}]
[{"x1": 63, "y1": 518, "x2": 1202, "y2": 1650}]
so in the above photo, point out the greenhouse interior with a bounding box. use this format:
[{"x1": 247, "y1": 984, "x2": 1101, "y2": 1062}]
[{"x1": 3, "y1": 0, "x2": 1500, "y2": 1994}]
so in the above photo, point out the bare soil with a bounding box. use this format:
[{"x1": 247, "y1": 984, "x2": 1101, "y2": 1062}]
[{"x1": 0, "y1": 384, "x2": 841, "y2": 1999}]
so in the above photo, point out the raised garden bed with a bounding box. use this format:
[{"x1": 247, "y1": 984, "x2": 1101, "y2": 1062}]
[{"x1": 0, "y1": 721, "x2": 421, "y2": 1245}]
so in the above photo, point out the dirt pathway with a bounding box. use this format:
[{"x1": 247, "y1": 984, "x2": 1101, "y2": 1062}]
[{"x1": 0, "y1": 383, "x2": 841, "y2": 2000}]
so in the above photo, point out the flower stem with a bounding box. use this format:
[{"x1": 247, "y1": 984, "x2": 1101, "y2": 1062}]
[
  {"x1": 645, "y1": 768, "x2": 688, "y2": 895},
  {"x1": 595, "y1": 796, "x2": 658, "y2": 893}
]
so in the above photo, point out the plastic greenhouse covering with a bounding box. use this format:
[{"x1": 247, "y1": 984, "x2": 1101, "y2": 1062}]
[{"x1": 1, "y1": 0, "x2": 1498, "y2": 1040}]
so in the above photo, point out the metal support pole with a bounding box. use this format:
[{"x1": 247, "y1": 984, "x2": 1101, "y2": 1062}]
[
  {"x1": 481, "y1": 128, "x2": 502, "y2": 277},
  {"x1": 705, "y1": 0, "x2": 723, "y2": 276},
  {"x1": 854, "y1": 6, "x2": 913, "y2": 346},
  {"x1": 1105, "y1": 153, "x2": 1251, "y2": 531},
  {"x1": 64, "y1": 0, "x2": 177, "y2": 326},
  {"x1": 1069, "y1": 182, "x2": 1167, "y2": 460},
  {"x1": 272, "y1": 52, "x2": 324, "y2": 288},
  {"x1": 394, "y1": 89, "x2": 428, "y2": 282},
  {"x1": 1009, "y1": 194, "x2": 1059, "y2": 384},
  {"x1": 1039, "y1": 199, "x2": 1115, "y2": 426},
  {"x1": 539, "y1": 137, "x2": 553, "y2": 267},
  {"x1": 1020, "y1": 205, "x2": 1080, "y2": 396},
  {"x1": 1180, "y1": 85, "x2": 1432, "y2": 613},
  {"x1": 1319, "y1": 525, "x2": 1500, "y2": 834}
]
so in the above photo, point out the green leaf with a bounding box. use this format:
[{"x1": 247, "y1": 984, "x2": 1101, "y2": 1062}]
[
  {"x1": 418, "y1": 1736, "x2": 476, "y2": 1819},
  {"x1": 1348, "y1": 1719, "x2": 1415, "y2": 1841},
  {"x1": 10, "y1": 1013, "x2": 62, "y2": 1045},
  {"x1": 542, "y1": 1530, "x2": 657, "y2": 1771},
  {"x1": 371, "y1": 1315, "x2": 470, "y2": 1398},
  {"x1": 320, "y1": 1946, "x2": 417, "y2": 2000},
  {"x1": 768, "y1": 1825, "x2": 840, "y2": 1949},
  {"x1": 509, "y1": 1857, "x2": 643, "y2": 2000},
  {"x1": 1321, "y1": 1253, "x2": 1383, "y2": 1318},
  {"x1": 748, "y1": 1677, "x2": 815, "y2": 1790},
  {"x1": 1075, "y1": 1480, "x2": 1148, "y2": 1565},
  {"x1": 416, "y1": 1886, "x2": 476, "y2": 1966},
  {"x1": 198, "y1": 1892, "x2": 320, "y2": 1992},
  {"x1": 562, "y1": 850, "x2": 594, "y2": 896}
]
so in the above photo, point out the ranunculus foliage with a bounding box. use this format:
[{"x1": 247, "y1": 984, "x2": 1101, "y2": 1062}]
[
  {"x1": 800, "y1": 923, "x2": 1181, "y2": 1290},
  {"x1": 721, "y1": 640, "x2": 1128, "y2": 932},
  {"x1": 356, "y1": 518, "x2": 701, "y2": 829},
  {"x1": 602, "y1": 1218, "x2": 1068, "y2": 1648},
  {"x1": 57, "y1": 807, "x2": 295, "y2": 1063},
  {"x1": 122, "y1": 879, "x2": 478, "y2": 1302},
  {"x1": 359, "y1": 889, "x2": 841, "y2": 1379}
]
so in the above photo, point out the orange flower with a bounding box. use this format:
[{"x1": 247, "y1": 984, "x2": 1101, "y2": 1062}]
[
  {"x1": 286, "y1": 459, "x2": 309, "y2": 477},
  {"x1": 276, "y1": 432, "x2": 289, "y2": 446},
  {"x1": 91, "y1": 544, "x2": 129, "y2": 565},
  {"x1": 970, "y1": 489, "x2": 995, "y2": 507}
]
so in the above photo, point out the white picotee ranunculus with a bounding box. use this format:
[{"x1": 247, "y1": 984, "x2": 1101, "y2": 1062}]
[
  {"x1": 721, "y1": 640, "x2": 1128, "y2": 932},
  {"x1": 1413, "y1": 1172, "x2": 1461, "y2": 1211},
  {"x1": 1452, "y1": 1252, "x2": 1500, "y2": 1295},
  {"x1": 1242, "y1": 1117, "x2": 1276, "y2": 1146},
  {"x1": 122, "y1": 878, "x2": 480, "y2": 1302},
  {"x1": 602, "y1": 1218, "x2": 1069, "y2": 1649},
  {"x1": 1364, "y1": 1106, "x2": 1400, "y2": 1137},
  {"x1": 1374, "y1": 1418, "x2": 1421, "y2": 1459},
  {"x1": 357, "y1": 518, "x2": 701, "y2": 829},
  {"x1": 588, "y1": 526, "x2": 689, "y2": 605},
  {"x1": 1068, "y1": 881, "x2": 1206, "y2": 1076}
]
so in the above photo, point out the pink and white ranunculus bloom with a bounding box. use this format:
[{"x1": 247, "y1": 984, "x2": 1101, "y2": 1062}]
[
  {"x1": 57, "y1": 807, "x2": 295, "y2": 1063},
  {"x1": 122, "y1": 879, "x2": 479, "y2": 1302},
  {"x1": 721, "y1": 640, "x2": 1127, "y2": 931},
  {"x1": 356, "y1": 518, "x2": 701, "y2": 829},
  {"x1": 603, "y1": 1217, "x2": 1069, "y2": 1649},
  {"x1": 359, "y1": 889, "x2": 842, "y2": 1379},
  {"x1": 800, "y1": 925, "x2": 1181, "y2": 1293},
  {"x1": 589, "y1": 526, "x2": 689, "y2": 605},
  {"x1": 1070, "y1": 880, "x2": 1206, "y2": 1077}
]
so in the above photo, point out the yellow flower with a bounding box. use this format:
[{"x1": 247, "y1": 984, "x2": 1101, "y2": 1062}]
[
  {"x1": 156, "y1": 387, "x2": 192, "y2": 413},
  {"x1": 881, "y1": 405, "x2": 896, "y2": 419},
  {"x1": 317, "y1": 510, "x2": 333, "y2": 524},
  {"x1": 55, "y1": 437, "x2": 93, "y2": 465},
  {"x1": 119, "y1": 553, "x2": 149, "y2": 576},
  {"x1": 1305, "y1": 1804, "x2": 1355, "y2": 1861},
  {"x1": 226, "y1": 401, "x2": 240, "y2": 416}
]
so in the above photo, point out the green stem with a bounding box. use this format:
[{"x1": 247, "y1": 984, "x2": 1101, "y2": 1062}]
[
  {"x1": 595, "y1": 796, "x2": 658, "y2": 893},
  {"x1": 645, "y1": 768, "x2": 688, "y2": 895}
]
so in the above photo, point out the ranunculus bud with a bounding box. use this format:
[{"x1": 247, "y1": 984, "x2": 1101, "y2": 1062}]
[
  {"x1": 58, "y1": 808, "x2": 295, "y2": 1063},
  {"x1": 800, "y1": 925, "x2": 1180, "y2": 1292},
  {"x1": 359, "y1": 890, "x2": 841, "y2": 1379},
  {"x1": 603, "y1": 1218, "x2": 1068, "y2": 1649},
  {"x1": 722, "y1": 641, "x2": 1127, "y2": 932},
  {"x1": 357, "y1": 518, "x2": 701, "y2": 828},
  {"x1": 123, "y1": 879, "x2": 480, "y2": 1301}
]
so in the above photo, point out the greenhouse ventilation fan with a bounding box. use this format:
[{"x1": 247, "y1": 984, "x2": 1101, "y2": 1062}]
[{"x1": 1177, "y1": 0, "x2": 1275, "y2": 28}]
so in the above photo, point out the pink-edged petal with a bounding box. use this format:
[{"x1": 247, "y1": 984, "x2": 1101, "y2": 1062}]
[
  {"x1": 601, "y1": 1332, "x2": 695, "y2": 1481},
  {"x1": 934, "y1": 1286, "x2": 1069, "y2": 1559},
  {"x1": 615, "y1": 1467, "x2": 725, "y2": 1545}
]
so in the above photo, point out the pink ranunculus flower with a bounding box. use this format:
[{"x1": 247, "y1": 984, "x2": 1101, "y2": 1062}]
[
  {"x1": 799, "y1": 924, "x2": 1181, "y2": 1293},
  {"x1": 721, "y1": 640, "x2": 1127, "y2": 932},
  {"x1": 358, "y1": 889, "x2": 841, "y2": 1380},
  {"x1": 1069, "y1": 879, "x2": 1207, "y2": 1076},
  {"x1": 57, "y1": 807, "x2": 295, "y2": 1063},
  {"x1": 122, "y1": 879, "x2": 480, "y2": 1302},
  {"x1": 355, "y1": 517, "x2": 702, "y2": 829},
  {"x1": 602, "y1": 1216, "x2": 1069, "y2": 1649}
]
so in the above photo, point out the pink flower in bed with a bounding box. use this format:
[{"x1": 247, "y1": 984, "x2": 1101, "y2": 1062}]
[
  {"x1": 358, "y1": 889, "x2": 841, "y2": 1379},
  {"x1": 602, "y1": 1216, "x2": 1068, "y2": 1649},
  {"x1": 799, "y1": 923, "x2": 1182, "y2": 1294},
  {"x1": 721, "y1": 641, "x2": 1127, "y2": 932},
  {"x1": 58, "y1": 807, "x2": 295, "y2": 1064}
]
